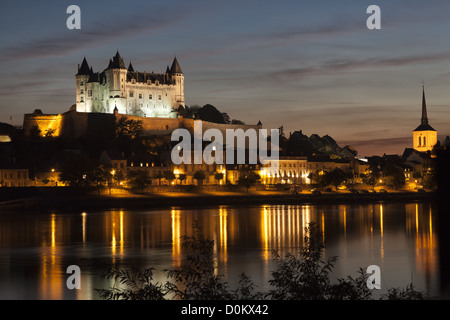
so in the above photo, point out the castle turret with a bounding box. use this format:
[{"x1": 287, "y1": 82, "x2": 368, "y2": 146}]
[
  {"x1": 170, "y1": 57, "x2": 185, "y2": 107},
  {"x1": 75, "y1": 57, "x2": 92, "y2": 112},
  {"x1": 105, "y1": 51, "x2": 128, "y2": 113}
]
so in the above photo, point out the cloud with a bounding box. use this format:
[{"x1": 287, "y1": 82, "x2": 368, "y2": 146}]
[
  {"x1": 268, "y1": 52, "x2": 450, "y2": 82},
  {"x1": 0, "y1": 8, "x2": 188, "y2": 64}
]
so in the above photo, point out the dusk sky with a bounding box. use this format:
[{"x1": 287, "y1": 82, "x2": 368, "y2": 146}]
[{"x1": 1, "y1": 0, "x2": 449, "y2": 156}]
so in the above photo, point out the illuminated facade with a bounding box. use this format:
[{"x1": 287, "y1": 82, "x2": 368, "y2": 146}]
[
  {"x1": 413, "y1": 87, "x2": 437, "y2": 152},
  {"x1": 0, "y1": 168, "x2": 31, "y2": 187},
  {"x1": 75, "y1": 51, "x2": 183, "y2": 118},
  {"x1": 260, "y1": 156, "x2": 309, "y2": 185}
]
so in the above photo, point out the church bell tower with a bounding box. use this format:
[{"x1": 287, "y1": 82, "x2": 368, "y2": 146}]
[{"x1": 412, "y1": 86, "x2": 437, "y2": 152}]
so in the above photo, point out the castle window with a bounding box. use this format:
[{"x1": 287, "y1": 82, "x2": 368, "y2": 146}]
[
  {"x1": 139, "y1": 93, "x2": 142, "y2": 99},
  {"x1": 158, "y1": 95, "x2": 162, "y2": 100},
  {"x1": 418, "y1": 136, "x2": 422, "y2": 147},
  {"x1": 149, "y1": 94, "x2": 153, "y2": 99},
  {"x1": 423, "y1": 136, "x2": 427, "y2": 146},
  {"x1": 80, "y1": 89, "x2": 84, "y2": 94},
  {"x1": 80, "y1": 81, "x2": 84, "y2": 86},
  {"x1": 129, "y1": 91, "x2": 134, "y2": 97},
  {"x1": 88, "y1": 90, "x2": 92, "y2": 97}
]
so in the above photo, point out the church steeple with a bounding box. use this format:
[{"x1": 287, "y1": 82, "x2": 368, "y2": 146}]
[
  {"x1": 412, "y1": 84, "x2": 438, "y2": 152},
  {"x1": 421, "y1": 85, "x2": 428, "y2": 125}
]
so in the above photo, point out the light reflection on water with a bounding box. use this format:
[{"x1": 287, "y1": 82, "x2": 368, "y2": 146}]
[{"x1": 0, "y1": 202, "x2": 439, "y2": 299}]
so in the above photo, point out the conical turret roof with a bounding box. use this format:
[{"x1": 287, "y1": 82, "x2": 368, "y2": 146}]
[
  {"x1": 77, "y1": 57, "x2": 91, "y2": 75},
  {"x1": 170, "y1": 56, "x2": 183, "y2": 74}
]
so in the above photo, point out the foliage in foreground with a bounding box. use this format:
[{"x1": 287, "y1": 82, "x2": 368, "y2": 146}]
[{"x1": 96, "y1": 222, "x2": 427, "y2": 300}]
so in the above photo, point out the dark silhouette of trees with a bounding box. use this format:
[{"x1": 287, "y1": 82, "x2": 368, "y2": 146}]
[
  {"x1": 126, "y1": 169, "x2": 150, "y2": 193},
  {"x1": 237, "y1": 166, "x2": 261, "y2": 192},
  {"x1": 325, "y1": 168, "x2": 353, "y2": 191},
  {"x1": 197, "y1": 104, "x2": 225, "y2": 124},
  {"x1": 193, "y1": 170, "x2": 206, "y2": 185}
]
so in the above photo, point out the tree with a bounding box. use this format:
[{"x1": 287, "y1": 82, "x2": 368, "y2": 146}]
[
  {"x1": 221, "y1": 112, "x2": 231, "y2": 124},
  {"x1": 89, "y1": 164, "x2": 110, "y2": 194},
  {"x1": 29, "y1": 126, "x2": 41, "y2": 140},
  {"x1": 214, "y1": 172, "x2": 224, "y2": 184},
  {"x1": 193, "y1": 170, "x2": 206, "y2": 185},
  {"x1": 115, "y1": 117, "x2": 143, "y2": 140},
  {"x1": 197, "y1": 104, "x2": 225, "y2": 123},
  {"x1": 362, "y1": 166, "x2": 381, "y2": 190},
  {"x1": 44, "y1": 128, "x2": 55, "y2": 138},
  {"x1": 59, "y1": 153, "x2": 96, "y2": 187},
  {"x1": 178, "y1": 173, "x2": 187, "y2": 185},
  {"x1": 163, "y1": 170, "x2": 176, "y2": 185},
  {"x1": 97, "y1": 266, "x2": 167, "y2": 300},
  {"x1": 325, "y1": 168, "x2": 352, "y2": 191},
  {"x1": 237, "y1": 166, "x2": 261, "y2": 192},
  {"x1": 267, "y1": 223, "x2": 372, "y2": 300},
  {"x1": 314, "y1": 170, "x2": 329, "y2": 190},
  {"x1": 382, "y1": 163, "x2": 405, "y2": 190},
  {"x1": 126, "y1": 170, "x2": 150, "y2": 193},
  {"x1": 112, "y1": 170, "x2": 125, "y2": 188}
]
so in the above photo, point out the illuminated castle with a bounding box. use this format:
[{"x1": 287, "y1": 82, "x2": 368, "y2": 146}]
[
  {"x1": 75, "y1": 51, "x2": 184, "y2": 118},
  {"x1": 412, "y1": 86, "x2": 437, "y2": 152}
]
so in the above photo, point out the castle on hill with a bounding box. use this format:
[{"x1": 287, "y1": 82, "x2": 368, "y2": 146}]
[
  {"x1": 75, "y1": 51, "x2": 184, "y2": 118},
  {"x1": 22, "y1": 51, "x2": 260, "y2": 138}
]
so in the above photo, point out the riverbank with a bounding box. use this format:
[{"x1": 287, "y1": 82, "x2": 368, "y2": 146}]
[{"x1": 0, "y1": 187, "x2": 436, "y2": 212}]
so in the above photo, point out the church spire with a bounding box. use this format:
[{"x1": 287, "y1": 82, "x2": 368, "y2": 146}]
[{"x1": 421, "y1": 85, "x2": 428, "y2": 125}]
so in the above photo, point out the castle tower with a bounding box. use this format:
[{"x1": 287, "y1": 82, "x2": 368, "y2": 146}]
[
  {"x1": 170, "y1": 56, "x2": 185, "y2": 107},
  {"x1": 75, "y1": 57, "x2": 92, "y2": 112},
  {"x1": 105, "y1": 51, "x2": 128, "y2": 113},
  {"x1": 413, "y1": 86, "x2": 437, "y2": 152}
]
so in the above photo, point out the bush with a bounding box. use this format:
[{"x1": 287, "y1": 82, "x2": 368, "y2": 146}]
[{"x1": 96, "y1": 222, "x2": 427, "y2": 300}]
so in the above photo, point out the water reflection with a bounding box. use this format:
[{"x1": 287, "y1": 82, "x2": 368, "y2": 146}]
[{"x1": 0, "y1": 202, "x2": 440, "y2": 299}]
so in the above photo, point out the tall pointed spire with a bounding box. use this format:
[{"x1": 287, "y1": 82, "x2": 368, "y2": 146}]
[
  {"x1": 128, "y1": 61, "x2": 134, "y2": 72},
  {"x1": 421, "y1": 85, "x2": 428, "y2": 125},
  {"x1": 170, "y1": 56, "x2": 183, "y2": 74},
  {"x1": 77, "y1": 57, "x2": 91, "y2": 75},
  {"x1": 108, "y1": 51, "x2": 126, "y2": 69}
]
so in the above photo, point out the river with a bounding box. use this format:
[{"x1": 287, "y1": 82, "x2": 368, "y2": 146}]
[{"x1": 0, "y1": 202, "x2": 439, "y2": 299}]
